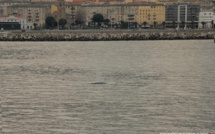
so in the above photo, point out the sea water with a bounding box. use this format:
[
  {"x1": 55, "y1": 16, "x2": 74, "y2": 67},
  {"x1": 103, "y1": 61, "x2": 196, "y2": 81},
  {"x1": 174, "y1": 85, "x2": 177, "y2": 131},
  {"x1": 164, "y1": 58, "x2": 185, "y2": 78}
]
[{"x1": 1, "y1": 40, "x2": 215, "y2": 134}]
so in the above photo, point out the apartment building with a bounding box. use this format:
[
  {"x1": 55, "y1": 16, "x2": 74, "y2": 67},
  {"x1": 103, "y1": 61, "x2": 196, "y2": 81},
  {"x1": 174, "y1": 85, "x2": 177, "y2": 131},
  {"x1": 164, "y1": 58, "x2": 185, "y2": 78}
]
[
  {"x1": 138, "y1": 4, "x2": 165, "y2": 26},
  {"x1": 76, "y1": 3, "x2": 165, "y2": 26},
  {"x1": 0, "y1": 6, "x2": 3, "y2": 16},
  {"x1": 49, "y1": 0, "x2": 66, "y2": 24},
  {"x1": 65, "y1": 2, "x2": 81, "y2": 27},
  {"x1": 77, "y1": 4, "x2": 109, "y2": 25},
  {"x1": 199, "y1": 0, "x2": 213, "y2": 11},
  {"x1": 107, "y1": 4, "x2": 138, "y2": 24},
  {"x1": 198, "y1": 11, "x2": 214, "y2": 28},
  {"x1": 0, "y1": 0, "x2": 32, "y2": 15},
  {"x1": 7, "y1": 4, "x2": 51, "y2": 28}
]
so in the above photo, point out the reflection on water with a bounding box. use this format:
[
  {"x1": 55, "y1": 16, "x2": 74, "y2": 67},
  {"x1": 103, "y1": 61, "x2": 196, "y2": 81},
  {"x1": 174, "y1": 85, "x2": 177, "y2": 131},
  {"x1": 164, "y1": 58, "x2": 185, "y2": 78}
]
[{"x1": 1, "y1": 40, "x2": 215, "y2": 134}]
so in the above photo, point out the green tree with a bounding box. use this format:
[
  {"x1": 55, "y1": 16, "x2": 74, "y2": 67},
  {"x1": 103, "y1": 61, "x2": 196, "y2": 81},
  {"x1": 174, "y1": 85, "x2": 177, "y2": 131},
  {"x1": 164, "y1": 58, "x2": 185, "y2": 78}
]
[
  {"x1": 153, "y1": 21, "x2": 157, "y2": 28},
  {"x1": 59, "y1": 18, "x2": 67, "y2": 29},
  {"x1": 92, "y1": 13, "x2": 104, "y2": 26},
  {"x1": 143, "y1": 21, "x2": 147, "y2": 27},
  {"x1": 120, "y1": 21, "x2": 128, "y2": 29},
  {"x1": 104, "y1": 19, "x2": 110, "y2": 26},
  {"x1": 33, "y1": 23, "x2": 37, "y2": 30},
  {"x1": 211, "y1": 20, "x2": 214, "y2": 29},
  {"x1": 45, "y1": 16, "x2": 57, "y2": 29},
  {"x1": 134, "y1": 22, "x2": 138, "y2": 28}
]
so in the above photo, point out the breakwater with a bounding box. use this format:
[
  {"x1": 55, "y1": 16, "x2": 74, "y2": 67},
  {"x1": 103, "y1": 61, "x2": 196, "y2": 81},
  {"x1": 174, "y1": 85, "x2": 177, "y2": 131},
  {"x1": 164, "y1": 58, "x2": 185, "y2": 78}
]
[{"x1": 0, "y1": 30, "x2": 214, "y2": 41}]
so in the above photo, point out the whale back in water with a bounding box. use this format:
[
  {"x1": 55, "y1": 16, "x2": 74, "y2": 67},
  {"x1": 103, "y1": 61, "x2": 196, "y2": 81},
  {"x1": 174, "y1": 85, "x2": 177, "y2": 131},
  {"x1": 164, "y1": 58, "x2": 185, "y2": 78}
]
[{"x1": 91, "y1": 82, "x2": 107, "y2": 85}]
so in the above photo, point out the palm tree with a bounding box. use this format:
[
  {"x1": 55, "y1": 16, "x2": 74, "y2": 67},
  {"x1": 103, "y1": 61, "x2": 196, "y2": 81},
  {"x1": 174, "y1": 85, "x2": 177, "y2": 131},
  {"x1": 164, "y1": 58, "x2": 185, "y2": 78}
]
[
  {"x1": 162, "y1": 21, "x2": 166, "y2": 29},
  {"x1": 143, "y1": 21, "x2": 147, "y2": 28},
  {"x1": 172, "y1": 21, "x2": 176, "y2": 29},
  {"x1": 191, "y1": 21, "x2": 195, "y2": 29},
  {"x1": 33, "y1": 23, "x2": 37, "y2": 30},
  {"x1": 181, "y1": 21, "x2": 185, "y2": 29},
  {"x1": 201, "y1": 21, "x2": 206, "y2": 29},
  {"x1": 153, "y1": 21, "x2": 157, "y2": 28},
  {"x1": 59, "y1": 19, "x2": 67, "y2": 29}
]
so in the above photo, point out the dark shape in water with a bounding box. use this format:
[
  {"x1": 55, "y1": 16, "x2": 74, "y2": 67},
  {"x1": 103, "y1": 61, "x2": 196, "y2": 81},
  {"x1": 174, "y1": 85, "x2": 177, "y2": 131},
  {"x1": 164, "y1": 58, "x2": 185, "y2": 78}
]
[{"x1": 91, "y1": 82, "x2": 107, "y2": 85}]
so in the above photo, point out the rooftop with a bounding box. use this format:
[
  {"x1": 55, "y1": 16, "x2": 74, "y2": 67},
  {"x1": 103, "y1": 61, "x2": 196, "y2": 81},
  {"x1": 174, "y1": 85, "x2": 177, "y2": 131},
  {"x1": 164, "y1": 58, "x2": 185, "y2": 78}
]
[{"x1": 8, "y1": 3, "x2": 52, "y2": 8}]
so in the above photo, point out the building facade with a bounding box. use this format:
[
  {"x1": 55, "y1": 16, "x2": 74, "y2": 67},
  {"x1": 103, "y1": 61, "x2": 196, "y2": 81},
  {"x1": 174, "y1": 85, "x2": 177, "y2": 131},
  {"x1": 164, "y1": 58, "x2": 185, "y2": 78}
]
[
  {"x1": 138, "y1": 4, "x2": 165, "y2": 26},
  {"x1": 0, "y1": 0, "x2": 32, "y2": 16},
  {"x1": 198, "y1": 11, "x2": 214, "y2": 29},
  {"x1": 77, "y1": 4, "x2": 109, "y2": 26},
  {"x1": 76, "y1": 3, "x2": 165, "y2": 27},
  {"x1": 7, "y1": 4, "x2": 51, "y2": 29},
  {"x1": 199, "y1": 0, "x2": 213, "y2": 11},
  {"x1": 0, "y1": 15, "x2": 34, "y2": 29},
  {"x1": 165, "y1": 3, "x2": 200, "y2": 29},
  {"x1": 65, "y1": 3, "x2": 80, "y2": 28}
]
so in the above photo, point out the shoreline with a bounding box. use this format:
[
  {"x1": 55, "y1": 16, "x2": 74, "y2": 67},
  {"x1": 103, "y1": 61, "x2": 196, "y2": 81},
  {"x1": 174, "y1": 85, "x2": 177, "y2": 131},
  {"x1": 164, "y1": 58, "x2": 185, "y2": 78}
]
[{"x1": 0, "y1": 30, "x2": 214, "y2": 41}]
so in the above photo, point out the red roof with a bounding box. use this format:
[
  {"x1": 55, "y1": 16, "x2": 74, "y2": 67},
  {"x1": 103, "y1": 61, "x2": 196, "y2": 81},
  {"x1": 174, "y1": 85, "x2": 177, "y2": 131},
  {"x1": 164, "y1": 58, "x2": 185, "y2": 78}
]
[{"x1": 66, "y1": 0, "x2": 96, "y2": 4}]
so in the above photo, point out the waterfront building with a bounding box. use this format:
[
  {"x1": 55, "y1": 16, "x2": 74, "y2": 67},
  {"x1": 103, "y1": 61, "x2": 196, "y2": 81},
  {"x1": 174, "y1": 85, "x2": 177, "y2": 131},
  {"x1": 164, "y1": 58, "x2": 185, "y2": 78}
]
[
  {"x1": 65, "y1": 2, "x2": 80, "y2": 28},
  {"x1": 50, "y1": 0, "x2": 66, "y2": 28},
  {"x1": 137, "y1": 3, "x2": 165, "y2": 27},
  {"x1": 77, "y1": 3, "x2": 139, "y2": 27},
  {"x1": 165, "y1": 3, "x2": 200, "y2": 29},
  {"x1": 76, "y1": 3, "x2": 165, "y2": 28},
  {"x1": 7, "y1": 4, "x2": 51, "y2": 29},
  {"x1": 6, "y1": 0, "x2": 66, "y2": 29},
  {"x1": 0, "y1": 0, "x2": 32, "y2": 16},
  {"x1": 0, "y1": 15, "x2": 34, "y2": 30},
  {"x1": 198, "y1": 11, "x2": 214, "y2": 29},
  {"x1": 199, "y1": 0, "x2": 213, "y2": 11},
  {"x1": 107, "y1": 4, "x2": 138, "y2": 26},
  {"x1": 56, "y1": 0, "x2": 66, "y2": 21}
]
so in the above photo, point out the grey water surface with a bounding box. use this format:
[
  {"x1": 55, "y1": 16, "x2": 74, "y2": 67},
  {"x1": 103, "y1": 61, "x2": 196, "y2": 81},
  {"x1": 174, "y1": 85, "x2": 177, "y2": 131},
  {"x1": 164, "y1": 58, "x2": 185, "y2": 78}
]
[{"x1": 1, "y1": 40, "x2": 215, "y2": 134}]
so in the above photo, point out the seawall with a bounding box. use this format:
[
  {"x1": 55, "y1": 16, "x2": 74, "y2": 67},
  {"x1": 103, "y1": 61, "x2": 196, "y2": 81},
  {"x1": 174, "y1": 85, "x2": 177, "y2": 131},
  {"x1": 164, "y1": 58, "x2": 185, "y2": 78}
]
[{"x1": 0, "y1": 30, "x2": 214, "y2": 41}]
